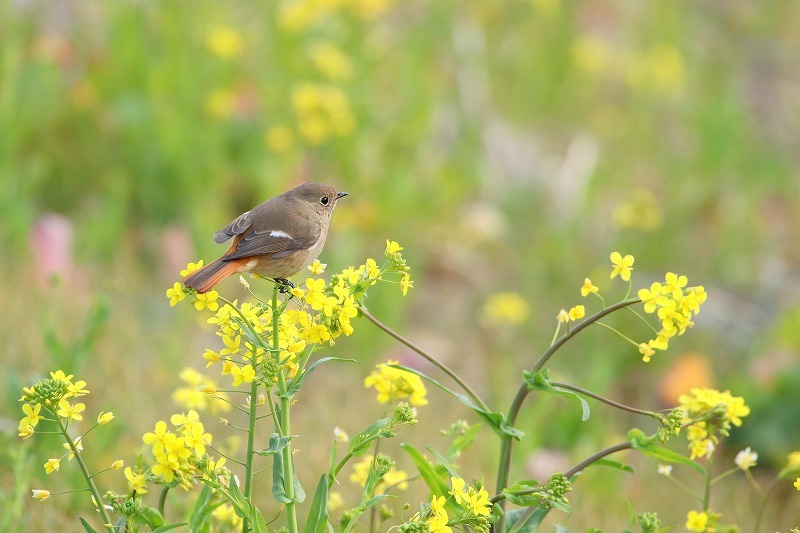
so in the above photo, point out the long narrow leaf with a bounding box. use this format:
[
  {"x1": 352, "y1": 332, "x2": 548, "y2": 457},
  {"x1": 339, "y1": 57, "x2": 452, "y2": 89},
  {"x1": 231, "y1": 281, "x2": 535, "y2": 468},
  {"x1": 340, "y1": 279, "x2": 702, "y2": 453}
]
[
  {"x1": 304, "y1": 475, "x2": 330, "y2": 533},
  {"x1": 400, "y1": 443, "x2": 449, "y2": 497}
]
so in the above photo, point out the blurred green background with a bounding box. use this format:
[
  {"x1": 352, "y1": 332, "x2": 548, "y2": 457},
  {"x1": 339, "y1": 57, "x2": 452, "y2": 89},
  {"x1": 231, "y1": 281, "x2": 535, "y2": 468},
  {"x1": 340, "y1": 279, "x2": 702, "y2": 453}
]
[{"x1": 2, "y1": 0, "x2": 799, "y2": 530}]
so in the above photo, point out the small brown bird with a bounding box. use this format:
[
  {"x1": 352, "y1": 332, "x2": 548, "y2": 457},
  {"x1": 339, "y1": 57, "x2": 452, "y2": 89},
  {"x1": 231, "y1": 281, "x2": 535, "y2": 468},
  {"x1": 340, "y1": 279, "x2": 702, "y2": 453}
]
[{"x1": 183, "y1": 182, "x2": 348, "y2": 293}]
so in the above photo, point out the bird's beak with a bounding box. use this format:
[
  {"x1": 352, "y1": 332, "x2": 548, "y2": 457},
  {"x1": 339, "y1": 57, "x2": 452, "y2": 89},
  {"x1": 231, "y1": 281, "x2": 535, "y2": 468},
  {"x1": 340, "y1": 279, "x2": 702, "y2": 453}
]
[{"x1": 336, "y1": 191, "x2": 349, "y2": 199}]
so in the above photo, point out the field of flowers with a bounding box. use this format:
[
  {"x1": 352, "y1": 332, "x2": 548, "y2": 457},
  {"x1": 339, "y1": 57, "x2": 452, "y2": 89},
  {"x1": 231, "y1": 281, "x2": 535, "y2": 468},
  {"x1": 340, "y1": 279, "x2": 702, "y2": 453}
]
[{"x1": 2, "y1": 1, "x2": 799, "y2": 531}]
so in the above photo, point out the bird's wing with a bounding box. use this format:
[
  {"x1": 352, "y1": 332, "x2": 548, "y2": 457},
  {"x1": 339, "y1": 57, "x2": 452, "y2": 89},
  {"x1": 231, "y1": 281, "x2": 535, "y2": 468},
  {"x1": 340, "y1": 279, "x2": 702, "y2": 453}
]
[
  {"x1": 224, "y1": 228, "x2": 314, "y2": 259},
  {"x1": 213, "y1": 210, "x2": 253, "y2": 244}
]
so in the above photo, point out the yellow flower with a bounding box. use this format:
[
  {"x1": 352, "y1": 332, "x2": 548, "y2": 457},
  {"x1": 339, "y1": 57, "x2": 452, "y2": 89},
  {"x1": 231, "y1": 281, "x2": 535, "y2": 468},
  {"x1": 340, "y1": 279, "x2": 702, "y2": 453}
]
[
  {"x1": 467, "y1": 487, "x2": 492, "y2": 517},
  {"x1": 787, "y1": 451, "x2": 800, "y2": 467},
  {"x1": 580, "y1": 278, "x2": 598, "y2": 297},
  {"x1": 638, "y1": 341, "x2": 656, "y2": 363},
  {"x1": 364, "y1": 361, "x2": 428, "y2": 406},
  {"x1": 663, "y1": 272, "x2": 688, "y2": 298},
  {"x1": 795, "y1": 478, "x2": 800, "y2": 491},
  {"x1": 686, "y1": 510, "x2": 708, "y2": 532},
  {"x1": 166, "y1": 282, "x2": 186, "y2": 306},
  {"x1": 66, "y1": 380, "x2": 89, "y2": 397},
  {"x1": 610, "y1": 252, "x2": 634, "y2": 281},
  {"x1": 44, "y1": 458, "x2": 60, "y2": 474},
  {"x1": 482, "y1": 292, "x2": 530, "y2": 325},
  {"x1": 205, "y1": 27, "x2": 244, "y2": 60},
  {"x1": 734, "y1": 447, "x2": 757, "y2": 471},
  {"x1": 568, "y1": 305, "x2": 585, "y2": 321},
  {"x1": 309, "y1": 41, "x2": 353, "y2": 81},
  {"x1": 427, "y1": 495, "x2": 451, "y2": 533},
  {"x1": 230, "y1": 364, "x2": 256, "y2": 387},
  {"x1": 20, "y1": 403, "x2": 44, "y2": 429},
  {"x1": 97, "y1": 411, "x2": 114, "y2": 425},
  {"x1": 400, "y1": 272, "x2": 413, "y2": 296},
  {"x1": 143, "y1": 421, "x2": 170, "y2": 455},
  {"x1": 124, "y1": 467, "x2": 148, "y2": 494},
  {"x1": 111, "y1": 459, "x2": 124, "y2": 470},
  {"x1": 348, "y1": 455, "x2": 409, "y2": 494},
  {"x1": 638, "y1": 282, "x2": 666, "y2": 313},
  {"x1": 180, "y1": 261, "x2": 204, "y2": 277},
  {"x1": 557, "y1": 309, "x2": 570, "y2": 323},
  {"x1": 385, "y1": 240, "x2": 403, "y2": 255},
  {"x1": 31, "y1": 489, "x2": 50, "y2": 501},
  {"x1": 63, "y1": 436, "x2": 83, "y2": 460},
  {"x1": 657, "y1": 464, "x2": 672, "y2": 476},
  {"x1": 449, "y1": 477, "x2": 468, "y2": 505},
  {"x1": 308, "y1": 259, "x2": 327, "y2": 274},
  {"x1": 57, "y1": 400, "x2": 85, "y2": 421},
  {"x1": 194, "y1": 290, "x2": 220, "y2": 312}
]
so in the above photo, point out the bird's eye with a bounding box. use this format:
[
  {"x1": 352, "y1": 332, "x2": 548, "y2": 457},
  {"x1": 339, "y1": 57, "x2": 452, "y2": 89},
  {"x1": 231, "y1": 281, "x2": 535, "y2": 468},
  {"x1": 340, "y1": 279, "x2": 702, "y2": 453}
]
[{"x1": 320, "y1": 196, "x2": 330, "y2": 205}]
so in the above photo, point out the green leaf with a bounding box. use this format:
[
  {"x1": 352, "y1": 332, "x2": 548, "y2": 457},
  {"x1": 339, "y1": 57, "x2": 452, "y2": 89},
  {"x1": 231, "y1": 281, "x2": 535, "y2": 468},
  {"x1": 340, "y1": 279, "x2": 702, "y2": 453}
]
[
  {"x1": 400, "y1": 443, "x2": 449, "y2": 498},
  {"x1": 446, "y1": 422, "x2": 481, "y2": 462},
  {"x1": 283, "y1": 357, "x2": 356, "y2": 397},
  {"x1": 505, "y1": 507, "x2": 551, "y2": 533},
  {"x1": 628, "y1": 434, "x2": 706, "y2": 475},
  {"x1": 389, "y1": 364, "x2": 522, "y2": 439},
  {"x1": 424, "y1": 445, "x2": 460, "y2": 479},
  {"x1": 502, "y1": 481, "x2": 542, "y2": 507},
  {"x1": 188, "y1": 484, "x2": 224, "y2": 531},
  {"x1": 348, "y1": 417, "x2": 392, "y2": 457},
  {"x1": 139, "y1": 506, "x2": 166, "y2": 528},
  {"x1": 78, "y1": 517, "x2": 99, "y2": 533},
  {"x1": 522, "y1": 370, "x2": 590, "y2": 421},
  {"x1": 273, "y1": 451, "x2": 306, "y2": 503},
  {"x1": 152, "y1": 524, "x2": 189, "y2": 532},
  {"x1": 304, "y1": 475, "x2": 331, "y2": 533},
  {"x1": 590, "y1": 458, "x2": 635, "y2": 474},
  {"x1": 255, "y1": 433, "x2": 293, "y2": 456}
]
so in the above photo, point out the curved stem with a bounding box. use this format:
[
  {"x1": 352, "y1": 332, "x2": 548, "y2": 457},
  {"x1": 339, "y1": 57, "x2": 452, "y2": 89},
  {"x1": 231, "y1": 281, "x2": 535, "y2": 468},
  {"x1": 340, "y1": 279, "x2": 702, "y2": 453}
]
[
  {"x1": 494, "y1": 298, "x2": 641, "y2": 533},
  {"x1": 550, "y1": 381, "x2": 659, "y2": 419},
  {"x1": 56, "y1": 417, "x2": 113, "y2": 530},
  {"x1": 753, "y1": 474, "x2": 783, "y2": 533},
  {"x1": 157, "y1": 486, "x2": 169, "y2": 518},
  {"x1": 496, "y1": 441, "x2": 633, "y2": 532},
  {"x1": 361, "y1": 307, "x2": 490, "y2": 412}
]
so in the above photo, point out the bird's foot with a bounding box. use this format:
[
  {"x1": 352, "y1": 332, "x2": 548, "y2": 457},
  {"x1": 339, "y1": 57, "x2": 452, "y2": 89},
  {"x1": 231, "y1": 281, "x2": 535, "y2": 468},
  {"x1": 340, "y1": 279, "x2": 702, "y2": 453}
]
[{"x1": 274, "y1": 278, "x2": 295, "y2": 293}]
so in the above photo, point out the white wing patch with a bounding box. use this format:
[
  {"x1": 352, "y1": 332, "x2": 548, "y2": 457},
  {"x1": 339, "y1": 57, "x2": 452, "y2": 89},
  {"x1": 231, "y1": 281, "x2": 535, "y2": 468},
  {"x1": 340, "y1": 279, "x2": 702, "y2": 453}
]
[{"x1": 269, "y1": 230, "x2": 293, "y2": 239}]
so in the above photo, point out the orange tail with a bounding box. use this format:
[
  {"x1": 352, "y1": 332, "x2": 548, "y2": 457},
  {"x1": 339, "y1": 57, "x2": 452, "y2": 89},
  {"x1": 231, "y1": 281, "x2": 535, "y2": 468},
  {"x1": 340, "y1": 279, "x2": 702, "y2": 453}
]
[{"x1": 183, "y1": 257, "x2": 244, "y2": 293}]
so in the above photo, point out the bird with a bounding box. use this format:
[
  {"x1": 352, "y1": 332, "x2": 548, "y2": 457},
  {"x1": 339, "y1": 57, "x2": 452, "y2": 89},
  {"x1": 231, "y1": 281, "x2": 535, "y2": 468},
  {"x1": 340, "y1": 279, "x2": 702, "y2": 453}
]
[{"x1": 183, "y1": 182, "x2": 348, "y2": 293}]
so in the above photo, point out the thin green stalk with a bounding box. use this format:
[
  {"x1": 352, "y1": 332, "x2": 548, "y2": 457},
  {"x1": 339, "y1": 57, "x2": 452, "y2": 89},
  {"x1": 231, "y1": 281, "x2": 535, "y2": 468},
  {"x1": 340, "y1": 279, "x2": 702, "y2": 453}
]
[
  {"x1": 273, "y1": 287, "x2": 299, "y2": 533},
  {"x1": 497, "y1": 441, "x2": 634, "y2": 532},
  {"x1": 753, "y1": 475, "x2": 783, "y2": 533},
  {"x1": 241, "y1": 376, "x2": 259, "y2": 533},
  {"x1": 493, "y1": 298, "x2": 641, "y2": 533},
  {"x1": 56, "y1": 418, "x2": 113, "y2": 530},
  {"x1": 550, "y1": 381, "x2": 659, "y2": 419},
  {"x1": 361, "y1": 307, "x2": 490, "y2": 412},
  {"x1": 157, "y1": 487, "x2": 169, "y2": 519},
  {"x1": 703, "y1": 456, "x2": 712, "y2": 510}
]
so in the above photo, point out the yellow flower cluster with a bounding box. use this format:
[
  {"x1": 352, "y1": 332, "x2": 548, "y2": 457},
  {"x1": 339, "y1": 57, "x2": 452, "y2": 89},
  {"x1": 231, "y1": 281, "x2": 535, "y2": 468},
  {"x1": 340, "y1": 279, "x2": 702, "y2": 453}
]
[
  {"x1": 172, "y1": 367, "x2": 231, "y2": 415},
  {"x1": 678, "y1": 388, "x2": 750, "y2": 459},
  {"x1": 142, "y1": 410, "x2": 212, "y2": 489},
  {"x1": 636, "y1": 271, "x2": 707, "y2": 362},
  {"x1": 278, "y1": 0, "x2": 393, "y2": 32},
  {"x1": 481, "y1": 291, "x2": 530, "y2": 326},
  {"x1": 18, "y1": 370, "x2": 96, "y2": 439},
  {"x1": 290, "y1": 83, "x2": 355, "y2": 145},
  {"x1": 181, "y1": 241, "x2": 411, "y2": 393},
  {"x1": 364, "y1": 360, "x2": 428, "y2": 406},
  {"x1": 406, "y1": 477, "x2": 492, "y2": 532}
]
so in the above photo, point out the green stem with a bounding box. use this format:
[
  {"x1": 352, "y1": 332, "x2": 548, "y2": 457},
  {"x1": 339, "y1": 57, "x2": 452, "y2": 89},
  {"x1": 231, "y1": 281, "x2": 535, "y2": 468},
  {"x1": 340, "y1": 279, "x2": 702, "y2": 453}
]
[
  {"x1": 157, "y1": 487, "x2": 169, "y2": 518},
  {"x1": 241, "y1": 376, "x2": 259, "y2": 533},
  {"x1": 703, "y1": 455, "x2": 712, "y2": 510},
  {"x1": 550, "y1": 381, "x2": 659, "y2": 419},
  {"x1": 497, "y1": 441, "x2": 633, "y2": 532},
  {"x1": 361, "y1": 308, "x2": 490, "y2": 412},
  {"x1": 273, "y1": 286, "x2": 299, "y2": 533},
  {"x1": 56, "y1": 418, "x2": 113, "y2": 530},
  {"x1": 494, "y1": 298, "x2": 641, "y2": 533},
  {"x1": 753, "y1": 474, "x2": 783, "y2": 533}
]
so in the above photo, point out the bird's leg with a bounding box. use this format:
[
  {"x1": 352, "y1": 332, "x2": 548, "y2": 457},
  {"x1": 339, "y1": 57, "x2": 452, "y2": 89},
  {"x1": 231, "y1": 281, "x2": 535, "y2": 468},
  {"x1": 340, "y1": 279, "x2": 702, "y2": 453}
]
[{"x1": 273, "y1": 278, "x2": 295, "y2": 293}]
